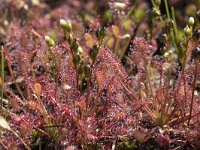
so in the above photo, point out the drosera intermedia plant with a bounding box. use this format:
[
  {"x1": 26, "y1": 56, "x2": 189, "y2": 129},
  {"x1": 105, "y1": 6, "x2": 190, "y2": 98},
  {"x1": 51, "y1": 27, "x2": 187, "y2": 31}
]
[
  {"x1": 0, "y1": 14, "x2": 140, "y2": 149},
  {"x1": 129, "y1": 22, "x2": 200, "y2": 128},
  {"x1": 0, "y1": 0, "x2": 200, "y2": 149}
]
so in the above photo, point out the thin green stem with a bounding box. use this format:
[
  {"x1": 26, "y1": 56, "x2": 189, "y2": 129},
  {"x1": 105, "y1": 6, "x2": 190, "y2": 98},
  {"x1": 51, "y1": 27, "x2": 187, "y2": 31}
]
[
  {"x1": 1, "y1": 46, "x2": 4, "y2": 113},
  {"x1": 151, "y1": 0, "x2": 157, "y2": 8},
  {"x1": 171, "y1": 31, "x2": 178, "y2": 53},
  {"x1": 171, "y1": 7, "x2": 179, "y2": 53},
  {"x1": 120, "y1": 0, "x2": 139, "y2": 24},
  {"x1": 164, "y1": 1, "x2": 178, "y2": 53},
  {"x1": 171, "y1": 7, "x2": 178, "y2": 38},
  {"x1": 164, "y1": 0, "x2": 171, "y2": 21},
  {"x1": 151, "y1": 0, "x2": 164, "y2": 24},
  {"x1": 159, "y1": 15, "x2": 164, "y2": 24}
]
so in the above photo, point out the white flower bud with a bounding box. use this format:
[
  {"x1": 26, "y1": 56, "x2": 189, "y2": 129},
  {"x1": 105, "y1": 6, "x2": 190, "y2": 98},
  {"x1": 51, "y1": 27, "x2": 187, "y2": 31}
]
[
  {"x1": 188, "y1": 17, "x2": 194, "y2": 27},
  {"x1": 59, "y1": 19, "x2": 72, "y2": 32},
  {"x1": 164, "y1": 52, "x2": 169, "y2": 58},
  {"x1": 168, "y1": 50, "x2": 173, "y2": 55}
]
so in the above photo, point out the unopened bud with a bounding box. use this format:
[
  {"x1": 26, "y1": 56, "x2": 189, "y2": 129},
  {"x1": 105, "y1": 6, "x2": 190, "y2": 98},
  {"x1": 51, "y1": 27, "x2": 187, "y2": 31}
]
[
  {"x1": 70, "y1": 40, "x2": 79, "y2": 53},
  {"x1": 73, "y1": 54, "x2": 81, "y2": 65},
  {"x1": 66, "y1": 33, "x2": 73, "y2": 44},
  {"x1": 161, "y1": 34, "x2": 167, "y2": 43},
  {"x1": 163, "y1": 46, "x2": 167, "y2": 52},
  {"x1": 79, "y1": 64, "x2": 86, "y2": 79},
  {"x1": 152, "y1": 7, "x2": 161, "y2": 16},
  {"x1": 60, "y1": 19, "x2": 72, "y2": 32},
  {"x1": 168, "y1": 50, "x2": 173, "y2": 56},
  {"x1": 164, "y1": 52, "x2": 169, "y2": 59},
  {"x1": 78, "y1": 46, "x2": 84, "y2": 57},
  {"x1": 184, "y1": 25, "x2": 191, "y2": 36},
  {"x1": 96, "y1": 28, "x2": 106, "y2": 45},
  {"x1": 114, "y1": 2, "x2": 126, "y2": 10},
  {"x1": 45, "y1": 36, "x2": 55, "y2": 47},
  {"x1": 89, "y1": 45, "x2": 99, "y2": 62},
  {"x1": 188, "y1": 17, "x2": 194, "y2": 27},
  {"x1": 154, "y1": 0, "x2": 161, "y2": 7}
]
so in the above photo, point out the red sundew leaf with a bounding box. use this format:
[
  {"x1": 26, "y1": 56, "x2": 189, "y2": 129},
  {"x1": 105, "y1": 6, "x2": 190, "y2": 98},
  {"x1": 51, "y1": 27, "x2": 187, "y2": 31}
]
[
  {"x1": 7, "y1": 143, "x2": 18, "y2": 150},
  {"x1": 87, "y1": 134, "x2": 97, "y2": 141},
  {"x1": 96, "y1": 70, "x2": 104, "y2": 91},
  {"x1": 98, "y1": 48, "x2": 128, "y2": 81},
  {"x1": 155, "y1": 133, "x2": 170, "y2": 147},
  {"x1": 76, "y1": 100, "x2": 86, "y2": 111},
  {"x1": 10, "y1": 98, "x2": 20, "y2": 111},
  {"x1": 4, "y1": 48, "x2": 13, "y2": 63},
  {"x1": 25, "y1": 100, "x2": 44, "y2": 117},
  {"x1": 112, "y1": 112, "x2": 126, "y2": 121},
  {"x1": 186, "y1": 130, "x2": 200, "y2": 148},
  {"x1": 31, "y1": 29, "x2": 42, "y2": 39},
  {"x1": 60, "y1": 106, "x2": 73, "y2": 118},
  {"x1": 20, "y1": 122, "x2": 31, "y2": 135},
  {"x1": 92, "y1": 48, "x2": 129, "y2": 97},
  {"x1": 65, "y1": 146, "x2": 77, "y2": 150},
  {"x1": 131, "y1": 37, "x2": 153, "y2": 68}
]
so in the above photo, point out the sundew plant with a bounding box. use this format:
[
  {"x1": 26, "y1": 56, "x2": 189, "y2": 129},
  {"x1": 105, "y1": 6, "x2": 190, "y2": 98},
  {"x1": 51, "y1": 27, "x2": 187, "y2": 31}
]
[{"x1": 0, "y1": 0, "x2": 200, "y2": 149}]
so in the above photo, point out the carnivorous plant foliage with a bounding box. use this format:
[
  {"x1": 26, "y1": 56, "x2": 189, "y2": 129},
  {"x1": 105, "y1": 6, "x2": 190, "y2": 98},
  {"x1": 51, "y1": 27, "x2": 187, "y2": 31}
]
[{"x1": 0, "y1": 0, "x2": 199, "y2": 149}]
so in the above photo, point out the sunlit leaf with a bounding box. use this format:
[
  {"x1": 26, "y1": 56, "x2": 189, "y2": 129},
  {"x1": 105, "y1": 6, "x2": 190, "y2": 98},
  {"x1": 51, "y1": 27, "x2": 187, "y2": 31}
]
[
  {"x1": 132, "y1": 130, "x2": 150, "y2": 143},
  {"x1": 0, "y1": 116, "x2": 11, "y2": 131},
  {"x1": 31, "y1": 0, "x2": 40, "y2": 6},
  {"x1": 34, "y1": 83, "x2": 42, "y2": 97},
  {"x1": 112, "y1": 25, "x2": 120, "y2": 37},
  {"x1": 84, "y1": 33, "x2": 94, "y2": 48}
]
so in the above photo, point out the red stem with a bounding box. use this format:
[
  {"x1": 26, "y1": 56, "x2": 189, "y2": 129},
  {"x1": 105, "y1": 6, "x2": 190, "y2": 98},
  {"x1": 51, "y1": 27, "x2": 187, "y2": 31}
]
[{"x1": 188, "y1": 62, "x2": 199, "y2": 126}]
